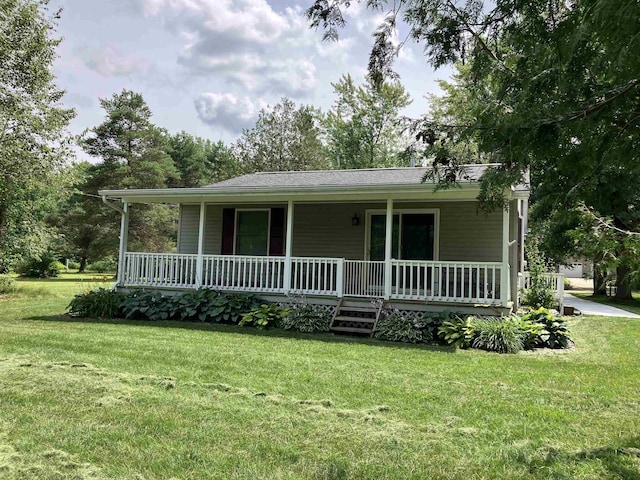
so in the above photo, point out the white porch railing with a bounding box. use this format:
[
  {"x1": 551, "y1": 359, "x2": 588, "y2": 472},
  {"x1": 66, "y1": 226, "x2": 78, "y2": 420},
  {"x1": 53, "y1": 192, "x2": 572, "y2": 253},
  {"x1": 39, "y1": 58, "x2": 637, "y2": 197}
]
[
  {"x1": 518, "y1": 272, "x2": 565, "y2": 307},
  {"x1": 123, "y1": 252, "x2": 198, "y2": 288},
  {"x1": 121, "y1": 253, "x2": 509, "y2": 305},
  {"x1": 344, "y1": 260, "x2": 385, "y2": 297},
  {"x1": 391, "y1": 260, "x2": 503, "y2": 304},
  {"x1": 202, "y1": 255, "x2": 286, "y2": 293},
  {"x1": 290, "y1": 257, "x2": 341, "y2": 296}
]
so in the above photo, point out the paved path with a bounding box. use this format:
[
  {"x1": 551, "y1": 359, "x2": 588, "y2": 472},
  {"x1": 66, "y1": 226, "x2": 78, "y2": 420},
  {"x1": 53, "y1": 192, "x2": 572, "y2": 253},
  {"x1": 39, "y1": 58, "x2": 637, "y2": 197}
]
[{"x1": 564, "y1": 293, "x2": 640, "y2": 318}]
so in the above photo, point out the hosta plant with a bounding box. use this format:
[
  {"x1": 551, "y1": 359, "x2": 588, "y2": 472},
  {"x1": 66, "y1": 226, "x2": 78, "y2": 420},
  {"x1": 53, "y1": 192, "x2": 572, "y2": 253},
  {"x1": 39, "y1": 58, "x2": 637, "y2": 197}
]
[
  {"x1": 438, "y1": 315, "x2": 476, "y2": 348},
  {"x1": 240, "y1": 304, "x2": 290, "y2": 329}
]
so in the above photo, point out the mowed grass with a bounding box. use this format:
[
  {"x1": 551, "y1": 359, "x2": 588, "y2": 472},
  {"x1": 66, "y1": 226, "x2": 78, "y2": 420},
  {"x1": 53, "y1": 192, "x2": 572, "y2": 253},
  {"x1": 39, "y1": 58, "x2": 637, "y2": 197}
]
[{"x1": 0, "y1": 276, "x2": 639, "y2": 479}]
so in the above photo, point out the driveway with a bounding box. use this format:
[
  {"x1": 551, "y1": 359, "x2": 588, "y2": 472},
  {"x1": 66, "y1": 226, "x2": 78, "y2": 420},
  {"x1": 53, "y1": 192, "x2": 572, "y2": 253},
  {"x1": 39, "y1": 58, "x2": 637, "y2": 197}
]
[{"x1": 564, "y1": 293, "x2": 640, "y2": 318}]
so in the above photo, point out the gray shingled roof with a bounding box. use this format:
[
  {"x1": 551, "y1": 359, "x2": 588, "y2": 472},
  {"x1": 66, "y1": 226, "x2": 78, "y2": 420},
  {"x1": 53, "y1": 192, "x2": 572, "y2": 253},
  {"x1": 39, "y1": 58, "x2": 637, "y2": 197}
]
[{"x1": 204, "y1": 164, "x2": 505, "y2": 189}]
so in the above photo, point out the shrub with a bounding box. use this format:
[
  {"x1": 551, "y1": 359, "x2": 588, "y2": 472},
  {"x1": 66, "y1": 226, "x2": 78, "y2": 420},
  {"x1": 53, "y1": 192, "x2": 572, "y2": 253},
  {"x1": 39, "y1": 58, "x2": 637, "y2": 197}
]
[
  {"x1": 522, "y1": 307, "x2": 571, "y2": 349},
  {"x1": 173, "y1": 289, "x2": 260, "y2": 323},
  {"x1": 120, "y1": 290, "x2": 176, "y2": 321},
  {"x1": 472, "y1": 317, "x2": 524, "y2": 354},
  {"x1": 374, "y1": 309, "x2": 425, "y2": 343},
  {"x1": 240, "y1": 304, "x2": 290, "y2": 329},
  {"x1": 68, "y1": 288, "x2": 123, "y2": 318},
  {"x1": 279, "y1": 297, "x2": 332, "y2": 333},
  {"x1": 0, "y1": 274, "x2": 16, "y2": 294},
  {"x1": 509, "y1": 314, "x2": 545, "y2": 349},
  {"x1": 16, "y1": 252, "x2": 64, "y2": 278},
  {"x1": 88, "y1": 258, "x2": 118, "y2": 273},
  {"x1": 522, "y1": 238, "x2": 555, "y2": 308},
  {"x1": 67, "y1": 260, "x2": 81, "y2": 270},
  {"x1": 438, "y1": 315, "x2": 476, "y2": 348}
]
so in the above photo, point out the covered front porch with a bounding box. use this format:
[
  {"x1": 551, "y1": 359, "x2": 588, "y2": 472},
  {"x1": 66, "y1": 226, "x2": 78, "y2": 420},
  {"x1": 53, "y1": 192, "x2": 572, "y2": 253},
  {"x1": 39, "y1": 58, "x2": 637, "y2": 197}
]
[
  {"x1": 112, "y1": 196, "x2": 521, "y2": 309},
  {"x1": 121, "y1": 252, "x2": 506, "y2": 305}
]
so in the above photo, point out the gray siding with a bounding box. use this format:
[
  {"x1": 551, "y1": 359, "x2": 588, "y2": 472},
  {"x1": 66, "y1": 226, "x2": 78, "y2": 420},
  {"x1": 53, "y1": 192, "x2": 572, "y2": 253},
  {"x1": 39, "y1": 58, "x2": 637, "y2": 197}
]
[
  {"x1": 178, "y1": 204, "x2": 200, "y2": 254},
  {"x1": 292, "y1": 203, "x2": 377, "y2": 259},
  {"x1": 177, "y1": 201, "x2": 504, "y2": 262}
]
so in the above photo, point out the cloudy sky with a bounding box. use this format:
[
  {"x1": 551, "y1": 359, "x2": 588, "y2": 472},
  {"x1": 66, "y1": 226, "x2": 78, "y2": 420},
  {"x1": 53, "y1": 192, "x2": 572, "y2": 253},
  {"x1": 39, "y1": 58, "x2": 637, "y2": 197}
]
[{"x1": 49, "y1": 0, "x2": 452, "y2": 153}]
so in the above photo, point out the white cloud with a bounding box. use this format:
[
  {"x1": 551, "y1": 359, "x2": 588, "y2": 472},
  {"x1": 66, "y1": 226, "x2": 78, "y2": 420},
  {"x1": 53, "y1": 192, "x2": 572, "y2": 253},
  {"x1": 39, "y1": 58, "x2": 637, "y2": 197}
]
[
  {"x1": 140, "y1": 0, "x2": 318, "y2": 98},
  {"x1": 195, "y1": 92, "x2": 258, "y2": 133},
  {"x1": 78, "y1": 45, "x2": 149, "y2": 77}
]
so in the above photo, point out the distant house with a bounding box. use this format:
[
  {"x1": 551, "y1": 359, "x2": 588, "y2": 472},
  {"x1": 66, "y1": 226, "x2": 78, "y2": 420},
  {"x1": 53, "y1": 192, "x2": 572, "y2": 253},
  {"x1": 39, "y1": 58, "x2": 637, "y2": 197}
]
[{"x1": 100, "y1": 165, "x2": 546, "y2": 326}]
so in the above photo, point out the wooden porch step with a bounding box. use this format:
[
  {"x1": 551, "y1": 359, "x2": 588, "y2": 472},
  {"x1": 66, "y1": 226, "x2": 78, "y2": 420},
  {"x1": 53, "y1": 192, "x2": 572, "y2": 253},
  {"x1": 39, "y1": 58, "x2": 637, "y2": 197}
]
[
  {"x1": 330, "y1": 326, "x2": 373, "y2": 334},
  {"x1": 329, "y1": 299, "x2": 384, "y2": 337},
  {"x1": 337, "y1": 305, "x2": 379, "y2": 313},
  {"x1": 333, "y1": 315, "x2": 376, "y2": 323}
]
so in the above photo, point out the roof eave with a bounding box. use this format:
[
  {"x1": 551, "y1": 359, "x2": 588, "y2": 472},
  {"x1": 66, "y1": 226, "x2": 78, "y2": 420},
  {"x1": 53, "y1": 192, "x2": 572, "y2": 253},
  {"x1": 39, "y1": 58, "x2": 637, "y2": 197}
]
[{"x1": 99, "y1": 183, "x2": 488, "y2": 203}]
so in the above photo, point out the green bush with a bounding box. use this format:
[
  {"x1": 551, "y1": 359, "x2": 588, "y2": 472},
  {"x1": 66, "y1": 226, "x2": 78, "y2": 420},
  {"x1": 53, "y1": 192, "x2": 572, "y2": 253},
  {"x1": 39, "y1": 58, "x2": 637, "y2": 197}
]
[
  {"x1": 173, "y1": 289, "x2": 260, "y2": 323},
  {"x1": 522, "y1": 238, "x2": 555, "y2": 308},
  {"x1": 374, "y1": 308, "x2": 427, "y2": 343},
  {"x1": 438, "y1": 315, "x2": 476, "y2": 348},
  {"x1": 522, "y1": 307, "x2": 571, "y2": 349},
  {"x1": 16, "y1": 252, "x2": 64, "y2": 278},
  {"x1": 88, "y1": 258, "x2": 118, "y2": 273},
  {"x1": 67, "y1": 260, "x2": 81, "y2": 270},
  {"x1": 240, "y1": 304, "x2": 290, "y2": 329},
  {"x1": 0, "y1": 274, "x2": 16, "y2": 294},
  {"x1": 119, "y1": 290, "x2": 176, "y2": 321},
  {"x1": 472, "y1": 317, "x2": 525, "y2": 354},
  {"x1": 68, "y1": 288, "x2": 123, "y2": 318},
  {"x1": 509, "y1": 314, "x2": 545, "y2": 349},
  {"x1": 278, "y1": 296, "x2": 333, "y2": 333}
]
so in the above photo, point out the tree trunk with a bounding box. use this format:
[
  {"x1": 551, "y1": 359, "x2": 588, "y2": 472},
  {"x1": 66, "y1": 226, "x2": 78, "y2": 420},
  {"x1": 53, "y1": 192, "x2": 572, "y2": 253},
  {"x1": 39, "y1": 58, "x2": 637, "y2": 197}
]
[
  {"x1": 593, "y1": 259, "x2": 607, "y2": 296},
  {"x1": 613, "y1": 215, "x2": 633, "y2": 300},
  {"x1": 79, "y1": 256, "x2": 87, "y2": 273},
  {"x1": 0, "y1": 200, "x2": 9, "y2": 274},
  {"x1": 615, "y1": 263, "x2": 633, "y2": 300}
]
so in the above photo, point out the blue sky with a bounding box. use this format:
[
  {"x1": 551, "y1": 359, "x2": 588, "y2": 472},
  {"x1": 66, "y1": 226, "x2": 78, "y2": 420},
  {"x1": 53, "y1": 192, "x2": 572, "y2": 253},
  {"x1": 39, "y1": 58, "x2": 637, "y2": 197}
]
[{"x1": 50, "y1": 0, "x2": 451, "y2": 155}]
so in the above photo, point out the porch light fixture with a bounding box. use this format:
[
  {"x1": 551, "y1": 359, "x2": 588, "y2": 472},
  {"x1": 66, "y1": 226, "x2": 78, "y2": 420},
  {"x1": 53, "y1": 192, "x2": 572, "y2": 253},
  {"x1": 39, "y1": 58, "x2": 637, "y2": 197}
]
[{"x1": 351, "y1": 213, "x2": 360, "y2": 226}]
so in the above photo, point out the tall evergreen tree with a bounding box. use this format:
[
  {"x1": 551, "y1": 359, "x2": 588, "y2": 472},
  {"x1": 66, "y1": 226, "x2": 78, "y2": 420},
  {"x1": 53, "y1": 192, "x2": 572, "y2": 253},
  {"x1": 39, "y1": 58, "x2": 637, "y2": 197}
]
[
  {"x1": 79, "y1": 90, "x2": 179, "y2": 257},
  {"x1": 168, "y1": 132, "x2": 239, "y2": 187}
]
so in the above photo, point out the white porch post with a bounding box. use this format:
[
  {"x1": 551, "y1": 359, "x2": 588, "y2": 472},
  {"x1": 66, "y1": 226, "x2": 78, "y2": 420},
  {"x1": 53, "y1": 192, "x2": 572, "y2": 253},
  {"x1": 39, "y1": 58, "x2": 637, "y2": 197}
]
[
  {"x1": 501, "y1": 203, "x2": 511, "y2": 307},
  {"x1": 195, "y1": 201, "x2": 206, "y2": 288},
  {"x1": 117, "y1": 201, "x2": 129, "y2": 286},
  {"x1": 521, "y1": 198, "x2": 529, "y2": 274},
  {"x1": 284, "y1": 200, "x2": 294, "y2": 294},
  {"x1": 384, "y1": 198, "x2": 393, "y2": 300}
]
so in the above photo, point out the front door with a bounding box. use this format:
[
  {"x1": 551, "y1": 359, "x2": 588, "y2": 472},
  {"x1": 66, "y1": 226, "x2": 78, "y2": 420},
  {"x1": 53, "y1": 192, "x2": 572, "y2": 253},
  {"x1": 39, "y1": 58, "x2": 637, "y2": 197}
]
[{"x1": 368, "y1": 213, "x2": 435, "y2": 261}]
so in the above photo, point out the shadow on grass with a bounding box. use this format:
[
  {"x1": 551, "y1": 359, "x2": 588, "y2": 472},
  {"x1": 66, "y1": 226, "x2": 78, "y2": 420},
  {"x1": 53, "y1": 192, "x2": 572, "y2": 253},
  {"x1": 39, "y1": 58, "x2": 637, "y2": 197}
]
[
  {"x1": 26, "y1": 314, "x2": 456, "y2": 353},
  {"x1": 519, "y1": 437, "x2": 640, "y2": 479}
]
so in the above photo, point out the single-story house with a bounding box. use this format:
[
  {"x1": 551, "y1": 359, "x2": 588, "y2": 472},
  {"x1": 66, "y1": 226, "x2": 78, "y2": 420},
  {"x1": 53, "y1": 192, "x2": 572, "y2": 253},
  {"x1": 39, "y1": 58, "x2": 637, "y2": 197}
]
[{"x1": 100, "y1": 165, "x2": 556, "y2": 331}]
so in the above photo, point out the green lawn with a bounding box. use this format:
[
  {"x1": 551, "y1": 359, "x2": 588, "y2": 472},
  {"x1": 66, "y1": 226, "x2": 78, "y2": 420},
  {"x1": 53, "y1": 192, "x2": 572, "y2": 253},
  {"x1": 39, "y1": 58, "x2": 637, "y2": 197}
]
[
  {"x1": 572, "y1": 291, "x2": 640, "y2": 316},
  {"x1": 1, "y1": 275, "x2": 639, "y2": 479}
]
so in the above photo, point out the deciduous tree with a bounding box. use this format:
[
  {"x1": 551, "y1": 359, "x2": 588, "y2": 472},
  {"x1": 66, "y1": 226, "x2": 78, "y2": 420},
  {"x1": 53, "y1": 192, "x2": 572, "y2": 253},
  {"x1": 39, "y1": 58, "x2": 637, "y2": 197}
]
[
  {"x1": 234, "y1": 98, "x2": 328, "y2": 173},
  {"x1": 0, "y1": 0, "x2": 75, "y2": 270},
  {"x1": 307, "y1": 0, "x2": 640, "y2": 298},
  {"x1": 324, "y1": 74, "x2": 411, "y2": 169}
]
